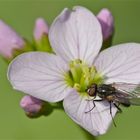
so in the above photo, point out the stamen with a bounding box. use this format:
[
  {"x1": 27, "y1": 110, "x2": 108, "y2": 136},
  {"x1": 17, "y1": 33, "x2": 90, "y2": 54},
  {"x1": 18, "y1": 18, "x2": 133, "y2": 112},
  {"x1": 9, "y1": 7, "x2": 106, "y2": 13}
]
[{"x1": 64, "y1": 59, "x2": 103, "y2": 95}]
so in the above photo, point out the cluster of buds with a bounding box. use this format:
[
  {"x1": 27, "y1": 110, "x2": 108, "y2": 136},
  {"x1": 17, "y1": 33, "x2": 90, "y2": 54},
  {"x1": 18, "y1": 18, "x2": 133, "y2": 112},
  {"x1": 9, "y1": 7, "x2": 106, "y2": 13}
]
[{"x1": 0, "y1": 8, "x2": 114, "y2": 118}]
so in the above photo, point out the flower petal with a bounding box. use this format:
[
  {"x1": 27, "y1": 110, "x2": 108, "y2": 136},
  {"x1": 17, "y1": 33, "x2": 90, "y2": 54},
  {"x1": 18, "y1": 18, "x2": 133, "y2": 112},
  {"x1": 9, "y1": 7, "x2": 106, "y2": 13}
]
[
  {"x1": 8, "y1": 52, "x2": 73, "y2": 102},
  {"x1": 94, "y1": 43, "x2": 140, "y2": 84},
  {"x1": 49, "y1": 6, "x2": 102, "y2": 65},
  {"x1": 63, "y1": 91, "x2": 117, "y2": 136}
]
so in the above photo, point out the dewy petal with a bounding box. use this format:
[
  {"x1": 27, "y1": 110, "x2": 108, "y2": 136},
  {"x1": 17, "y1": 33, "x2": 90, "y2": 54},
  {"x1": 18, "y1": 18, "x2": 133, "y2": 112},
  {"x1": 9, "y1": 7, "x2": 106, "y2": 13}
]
[
  {"x1": 63, "y1": 91, "x2": 117, "y2": 136},
  {"x1": 8, "y1": 52, "x2": 73, "y2": 102},
  {"x1": 94, "y1": 43, "x2": 140, "y2": 84},
  {"x1": 49, "y1": 6, "x2": 102, "y2": 65}
]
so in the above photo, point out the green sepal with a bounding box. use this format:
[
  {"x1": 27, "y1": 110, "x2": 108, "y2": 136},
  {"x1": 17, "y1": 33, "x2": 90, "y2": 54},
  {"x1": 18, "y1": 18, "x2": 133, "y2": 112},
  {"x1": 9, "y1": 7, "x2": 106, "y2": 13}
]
[{"x1": 34, "y1": 33, "x2": 53, "y2": 53}]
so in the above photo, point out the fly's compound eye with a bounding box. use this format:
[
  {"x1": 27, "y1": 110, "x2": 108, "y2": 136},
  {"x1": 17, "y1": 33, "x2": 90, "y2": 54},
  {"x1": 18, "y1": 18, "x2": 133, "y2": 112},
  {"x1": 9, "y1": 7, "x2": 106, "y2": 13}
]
[{"x1": 87, "y1": 84, "x2": 97, "y2": 97}]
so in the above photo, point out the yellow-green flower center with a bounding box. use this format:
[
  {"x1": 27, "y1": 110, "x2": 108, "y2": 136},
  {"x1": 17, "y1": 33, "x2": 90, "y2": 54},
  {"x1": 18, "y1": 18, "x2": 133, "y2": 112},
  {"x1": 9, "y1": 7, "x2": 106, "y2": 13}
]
[{"x1": 64, "y1": 59, "x2": 104, "y2": 95}]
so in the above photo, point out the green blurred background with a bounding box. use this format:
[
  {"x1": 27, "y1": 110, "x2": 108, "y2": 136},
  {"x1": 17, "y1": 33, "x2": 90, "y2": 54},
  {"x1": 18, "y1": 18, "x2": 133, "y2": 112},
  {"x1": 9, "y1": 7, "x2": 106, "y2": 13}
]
[{"x1": 0, "y1": 0, "x2": 140, "y2": 139}]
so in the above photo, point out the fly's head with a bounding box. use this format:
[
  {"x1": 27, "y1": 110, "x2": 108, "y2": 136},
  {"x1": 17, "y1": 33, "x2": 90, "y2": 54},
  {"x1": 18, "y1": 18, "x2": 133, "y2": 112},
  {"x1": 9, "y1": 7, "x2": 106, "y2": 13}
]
[{"x1": 87, "y1": 84, "x2": 97, "y2": 97}]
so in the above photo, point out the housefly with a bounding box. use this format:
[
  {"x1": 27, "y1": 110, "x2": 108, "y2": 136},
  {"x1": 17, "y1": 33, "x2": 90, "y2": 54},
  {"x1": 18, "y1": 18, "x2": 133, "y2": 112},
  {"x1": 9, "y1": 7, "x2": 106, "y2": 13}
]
[{"x1": 86, "y1": 83, "x2": 140, "y2": 126}]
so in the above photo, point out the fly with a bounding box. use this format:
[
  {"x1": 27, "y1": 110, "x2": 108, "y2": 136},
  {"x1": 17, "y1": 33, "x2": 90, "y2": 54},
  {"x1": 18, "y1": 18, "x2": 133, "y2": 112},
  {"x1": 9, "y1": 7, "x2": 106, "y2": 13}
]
[{"x1": 86, "y1": 83, "x2": 140, "y2": 126}]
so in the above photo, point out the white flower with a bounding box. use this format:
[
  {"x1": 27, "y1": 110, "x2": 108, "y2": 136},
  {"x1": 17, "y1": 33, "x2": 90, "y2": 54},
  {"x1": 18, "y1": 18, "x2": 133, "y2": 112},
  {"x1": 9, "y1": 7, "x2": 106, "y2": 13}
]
[{"x1": 7, "y1": 6, "x2": 140, "y2": 136}]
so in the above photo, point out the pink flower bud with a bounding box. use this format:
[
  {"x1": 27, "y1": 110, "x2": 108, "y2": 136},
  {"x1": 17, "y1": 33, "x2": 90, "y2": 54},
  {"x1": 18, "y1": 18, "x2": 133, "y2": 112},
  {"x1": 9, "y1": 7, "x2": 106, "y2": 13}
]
[
  {"x1": 20, "y1": 95, "x2": 45, "y2": 118},
  {"x1": 33, "y1": 18, "x2": 49, "y2": 41},
  {"x1": 97, "y1": 8, "x2": 114, "y2": 40},
  {"x1": 0, "y1": 20, "x2": 24, "y2": 58}
]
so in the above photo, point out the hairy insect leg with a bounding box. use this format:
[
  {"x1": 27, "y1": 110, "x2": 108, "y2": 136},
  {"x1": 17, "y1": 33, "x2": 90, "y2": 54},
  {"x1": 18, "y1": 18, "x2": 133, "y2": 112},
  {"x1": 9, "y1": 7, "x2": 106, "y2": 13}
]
[
  {"x1": 113, "y1": 102, "x2": 122, "y2": 113},
  {"x1": 109, "y1": 101, "x2": 117, "y2": 127}
]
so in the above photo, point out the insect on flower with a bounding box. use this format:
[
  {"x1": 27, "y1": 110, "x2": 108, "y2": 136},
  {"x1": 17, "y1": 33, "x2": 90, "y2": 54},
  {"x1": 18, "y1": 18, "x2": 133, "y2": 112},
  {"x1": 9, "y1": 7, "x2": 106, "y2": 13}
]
[{"x1": 86, "y1": 83, "x2": 140, "y2": 126}]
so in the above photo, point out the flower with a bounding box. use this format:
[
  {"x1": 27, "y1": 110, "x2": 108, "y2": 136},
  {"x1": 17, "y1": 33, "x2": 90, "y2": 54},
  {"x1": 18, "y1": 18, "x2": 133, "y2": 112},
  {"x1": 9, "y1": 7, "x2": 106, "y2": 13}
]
[
  {"x1": 20, "y1": 95, "x2": 46, "y2": 118},
  {"x1": 0, "y1": 20, "x2": 25, "y2": 59},
  {"x1": 7, "y1": 6, "x2": 140, "y2": 136}
]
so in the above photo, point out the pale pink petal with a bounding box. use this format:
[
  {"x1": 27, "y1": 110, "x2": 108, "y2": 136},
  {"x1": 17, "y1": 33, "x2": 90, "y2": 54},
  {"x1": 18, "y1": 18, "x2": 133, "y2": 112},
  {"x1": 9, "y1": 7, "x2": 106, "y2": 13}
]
[
  {"x1": 94, "y1": 43, "x2": 140, "y2": 84},
  {"x1": 63, "y1": 91, "x2": 117, "y2": 136},
  {"x1": 49, "y1": 6, "x2": 102, "y2": 65},
  {"x1": 8, "y1": 52, "x2": 73, "y2": 102}
]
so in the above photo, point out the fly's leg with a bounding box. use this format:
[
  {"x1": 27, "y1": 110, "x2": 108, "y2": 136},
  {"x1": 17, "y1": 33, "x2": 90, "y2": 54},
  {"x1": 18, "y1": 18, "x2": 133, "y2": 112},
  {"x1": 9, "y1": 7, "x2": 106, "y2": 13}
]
[
  {"x1": 113, "y1": 102, "x2": 122, "y2": 113},
  {"x1": 85, "y1": 100, "x2": 96, "y2": 113},
  {"x1": 109, "y1": 101, "x2": 117, "y2": 127},
  {"x1": 85, "y1": 99, "x2": 103, "y2": 113},
  {"x1": 94, "y1": 99, "x2": 103, "y2": 101}
]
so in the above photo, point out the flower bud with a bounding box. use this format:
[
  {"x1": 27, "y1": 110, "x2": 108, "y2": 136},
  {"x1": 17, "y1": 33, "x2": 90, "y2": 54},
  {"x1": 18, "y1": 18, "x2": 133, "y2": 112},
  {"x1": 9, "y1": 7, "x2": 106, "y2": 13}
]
[
  {"x1": 33, "y1": 18, "x2": 52, "y2": 53},
  {"x1": 20, "y1": 95, "x2": 45, "y2": 118},
  {"x1": 0, "y1": 20, "x2": 25, "y2": 59},
  {"x1": 33, "y1": 18, "x2": 49, "y2": 41},
  {"x1": 97, "y1": 8, "x2": 114, "y2": 41}
]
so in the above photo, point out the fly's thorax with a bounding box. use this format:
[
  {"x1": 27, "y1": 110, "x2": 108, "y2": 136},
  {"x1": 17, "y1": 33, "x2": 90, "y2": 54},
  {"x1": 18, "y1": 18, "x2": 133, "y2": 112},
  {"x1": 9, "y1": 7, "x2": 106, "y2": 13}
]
[
  {"x1": 64, "y1": 59, "x2": 104, "y2": 96},
  {"x1": 105, "y1": 95, "x2": 116, "y2": 101},
  {"x1": 97, "y1": 84, "x2": 116, "y2": 98}
]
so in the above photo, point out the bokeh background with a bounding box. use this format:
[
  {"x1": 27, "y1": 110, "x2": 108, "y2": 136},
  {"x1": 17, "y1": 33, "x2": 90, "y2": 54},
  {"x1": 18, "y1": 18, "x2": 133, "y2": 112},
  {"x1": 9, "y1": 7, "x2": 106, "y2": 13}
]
[{"x1": 0, "y1": 0, "x2": 140, "y2": 140}]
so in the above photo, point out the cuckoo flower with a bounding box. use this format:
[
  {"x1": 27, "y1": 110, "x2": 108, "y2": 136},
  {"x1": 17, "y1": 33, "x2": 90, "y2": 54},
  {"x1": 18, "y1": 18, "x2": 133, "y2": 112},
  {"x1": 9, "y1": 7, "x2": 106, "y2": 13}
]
[{"x1": 7, "y1": 6, "x2": 140, "y2": 136}]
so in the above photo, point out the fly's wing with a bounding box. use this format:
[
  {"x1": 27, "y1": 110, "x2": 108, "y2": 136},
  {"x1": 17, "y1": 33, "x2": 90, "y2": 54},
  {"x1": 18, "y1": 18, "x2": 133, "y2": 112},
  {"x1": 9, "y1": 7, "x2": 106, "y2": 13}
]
[{"x1": 112, "y1": 83, "x2": 140, "y2": 105}]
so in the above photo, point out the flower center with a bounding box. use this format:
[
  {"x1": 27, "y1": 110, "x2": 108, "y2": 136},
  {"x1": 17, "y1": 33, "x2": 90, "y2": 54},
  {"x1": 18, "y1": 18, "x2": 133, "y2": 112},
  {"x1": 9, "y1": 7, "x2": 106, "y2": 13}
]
[{"x1": 64, "y1": 59, "x2": 104, "y2": 95}]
